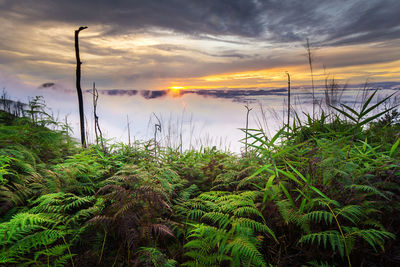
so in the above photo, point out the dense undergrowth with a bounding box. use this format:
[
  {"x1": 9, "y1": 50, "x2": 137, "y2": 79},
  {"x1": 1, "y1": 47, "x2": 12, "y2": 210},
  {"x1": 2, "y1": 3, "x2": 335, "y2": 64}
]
[{"x1": 0, "y1": 91, "x2": 399, "y2": 266}]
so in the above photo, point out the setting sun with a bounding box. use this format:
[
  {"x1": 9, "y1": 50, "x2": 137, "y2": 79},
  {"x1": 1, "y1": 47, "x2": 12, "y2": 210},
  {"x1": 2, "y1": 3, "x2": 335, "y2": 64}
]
[
  {"x1": 168, "y1": 86, "x2": 186, "y2": 97},
  {"x1": 169, "y1": 86, "x2": 185, "y2": 90}
]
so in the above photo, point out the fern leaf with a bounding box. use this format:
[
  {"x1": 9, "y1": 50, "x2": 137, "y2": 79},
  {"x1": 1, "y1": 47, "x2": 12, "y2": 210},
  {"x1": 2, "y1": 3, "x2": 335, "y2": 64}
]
[
  {"x1": 232, "y1": 218, "x2": 277, "y2": 242},
  {"x1": 344, "y1": 227, "x2": 395, "y2": 252},
  {"x1": 299, "y1": 230, "x2": 345, "y2": 258},
  {"x1": 335, "y1": 205, "x2": 362, "y2": 224},
  {"x1": 226, "y1": 236, "x2": 266, "y2": 267},
  {"x1": 347, "y1": 184, "x2": 388, "y2": 199},
  {"x1": 202, "y1": 212, "x2": 232, "y2": 229},
  {"x1": 303, "y1": 210, "x2": 333, "y2": 225},
  {"x1": 233, "y1": 206, "x2": 264, "y2": 219}
]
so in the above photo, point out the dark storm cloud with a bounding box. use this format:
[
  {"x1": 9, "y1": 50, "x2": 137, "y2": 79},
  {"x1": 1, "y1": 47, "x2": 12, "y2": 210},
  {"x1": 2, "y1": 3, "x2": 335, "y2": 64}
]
[
  {"x1": 256, "y1": 0, "x2": 400, "y2": 45},
  {"x1": 150, "y1": 44, "x2": 249, "y2": 59},
  {"x1": 1, "y1": 0, "x2": 399, "y2": 46},
  {"x1": 328, "y1": 0, "x2": 400, "y2": 45},
  {"x1": 0, "y1": 0, "x2": 265, "y2": 37}
]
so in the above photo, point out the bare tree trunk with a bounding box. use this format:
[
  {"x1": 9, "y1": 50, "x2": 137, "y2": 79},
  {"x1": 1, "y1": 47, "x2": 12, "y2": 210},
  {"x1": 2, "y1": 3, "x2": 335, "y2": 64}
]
[
  {"x1": 75, "y1": 26, "x2": 88, "y2": 148},
  {"x1": 93, "y1": 83, "x2": 99, "y2": 145}
]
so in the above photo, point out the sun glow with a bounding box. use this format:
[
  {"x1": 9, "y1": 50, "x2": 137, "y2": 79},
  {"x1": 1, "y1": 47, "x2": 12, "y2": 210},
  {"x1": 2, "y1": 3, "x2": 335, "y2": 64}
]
[
  {"x1": 169, "y1": 86, "x2": 185, "y2": 90},
  {"x1": 168, "y1": 86, "x2": 186, "y2": 96}
]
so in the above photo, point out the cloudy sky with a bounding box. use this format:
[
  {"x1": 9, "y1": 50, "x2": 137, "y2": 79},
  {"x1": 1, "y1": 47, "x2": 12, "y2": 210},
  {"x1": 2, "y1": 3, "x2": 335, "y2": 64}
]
[{"x1": 1, "y1": 0, "x2": 400, "y2": 92}]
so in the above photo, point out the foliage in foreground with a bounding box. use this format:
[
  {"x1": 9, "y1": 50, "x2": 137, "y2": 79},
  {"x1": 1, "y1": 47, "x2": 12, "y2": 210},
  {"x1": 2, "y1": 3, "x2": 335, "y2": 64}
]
[{"x1": 0, "y1": 90, "x2": 399, "y2": 266}]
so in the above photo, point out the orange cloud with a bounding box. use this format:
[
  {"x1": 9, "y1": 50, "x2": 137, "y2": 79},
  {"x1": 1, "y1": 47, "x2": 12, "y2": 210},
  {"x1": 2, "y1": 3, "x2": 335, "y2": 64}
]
[{"x1": 158, "y1": 58, "x2": 400, "y2": 90}]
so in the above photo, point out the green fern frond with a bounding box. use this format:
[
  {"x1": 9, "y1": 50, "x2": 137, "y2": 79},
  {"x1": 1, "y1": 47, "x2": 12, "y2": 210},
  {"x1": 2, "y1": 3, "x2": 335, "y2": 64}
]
[
  {"x1": 0, "y1": 254, "x2": 16, "y2": 264},
  {"x1": 53, "y1": 253, "x2": 76, "y2": 267},
  {"x1": 334, "y1": 205, "x2": 362, "y2": 224},
  {"x1": 2, "y1": 212, "x2": 56, "y2": 240},
  {"x1": 232, "y1": 218, "x2": 276, "y2": 242},
  {"x1": 197, "y1": 191, "x2": 230, "y2": 201},
  {"x1": 225, "y1": 235, "x2": 266, "y2": 267},
  {"x1": 344, "y1": 227, "x2": 395, "y2": 252},
  {"x1": 66, "y1": 200, "x2": 103, "y2": 225},
  {"x1": 201, "y1": 212, "x2": 232, "y2": 229},
  {"x1": 9, "y1": 228, "x2": 65, "y2": 253},
  {"x1": 361, "y1": 219, "x2": 385, "y2": 231},
  {"x1": 34, "y1": 243, "x2": 70, "y2": 257},
  {"x1": 176, "y1": 184, "x2": 199, "y2": 202},
  {"x1": 182, "y1": 252, "x2": 227, "y2": 267},
  {"x1": 187, "y1": 209, "x2": 207, "y2": 221},
  {"x1": 347, "y1": 184, "x2": 388, "y2": 199},
  {"x1": 307, "y1": 260, "x2": 333, "y2": 267},
  {"x1": 303, "y1": 210, "x2": 333, "y2": 225},
  {"x1": 233, "y1": 206, "x2": 264, "y2": 219},
  {"x1": 136, "y1": 246, "x2": 177, "y2": 267},
  {"x1": 276, "y1": 199, "x2": 309, "y2": 231},
  {"x1": 299, "y1": 230, "x2": 345, "y2": 258}
]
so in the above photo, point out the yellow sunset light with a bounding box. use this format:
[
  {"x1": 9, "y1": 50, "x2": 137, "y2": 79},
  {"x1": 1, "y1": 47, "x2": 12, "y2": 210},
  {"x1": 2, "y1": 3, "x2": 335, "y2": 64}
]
[
  {"x1": 168, "y1": 86, "x2": 186, "y2": 97},
  {"x1": 169, "y1": 86, "x2": 185, "y2": 90}
]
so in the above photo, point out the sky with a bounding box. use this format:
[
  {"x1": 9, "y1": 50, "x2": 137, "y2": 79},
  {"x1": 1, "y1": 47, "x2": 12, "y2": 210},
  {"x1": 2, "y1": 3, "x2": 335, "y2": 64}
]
[{"x1": 1, "y1": 0, "x2": 400, "y2": 93}]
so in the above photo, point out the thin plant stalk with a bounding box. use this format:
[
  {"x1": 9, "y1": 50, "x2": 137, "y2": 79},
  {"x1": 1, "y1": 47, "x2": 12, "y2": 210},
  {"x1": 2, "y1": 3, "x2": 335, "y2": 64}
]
[
  {"x1": 244, "y1": 105, "x2": 253, "y2": 155},
  {"x1": 153, "y1": 113, "x2": 162, "y2": 160},
  {"x1": 98, "y1": 230, "x2": 107, "y2": 265},
  {"x1": 286, "y1": 71, "x2": 291, "y2": 129},
  {"x1": 306, "y1": 38, "x2": 315, "y2": 120},
  {"x1": 325, "y1": 203, "x2": 352, "y2": 267},
  {"x1": 127, "y1": 115, "x2": 131, "y2": 147},
  {"x1": 92, "y1": 82, "x2": 104, "y2": 150},
  {"x1": 62, "y1": 236, "x2": 75, "y2": 267}
]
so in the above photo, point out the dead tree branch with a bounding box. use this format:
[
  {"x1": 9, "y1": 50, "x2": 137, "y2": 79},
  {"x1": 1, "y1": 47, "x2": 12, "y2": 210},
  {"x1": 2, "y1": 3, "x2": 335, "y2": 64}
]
[{"x1": 75, "y1": 26, "x2": 88, "y2": 147}]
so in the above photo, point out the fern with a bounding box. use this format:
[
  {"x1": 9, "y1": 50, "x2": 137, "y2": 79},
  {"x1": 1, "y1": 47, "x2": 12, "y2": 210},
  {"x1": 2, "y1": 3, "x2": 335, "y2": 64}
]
[
  {"x1": 307, "y1": 260, "x2": 333, "y2": 267},
  {"x1": 0, "y1": 212, "x2": 70, "y2": 265},
  {"x1": 181, "y1": 191, "x2": 275, "y2": 266},
  {"x1": 300, "y1": 230, "x2": 345, "y2": 257},
  {"x1": 303, "y1": 210, "x2": 333, "y2": 225},
  {"x1": 136, "y1": 246, "x2": 177, "y2": 267},
  {"x1": 0, "y1": 190, "x2": 101, "y2": 266},
  {"x1": 201, "y1": 212, "x2": 232, "y2": 229},
  {"x1": 1, "y1": 92, "x2": 399, "y2": 266},
  {"x1": 227, "y1": 234, "x2": 266, "y2": 267},
  {"x1": 232, "y1": 218, "x2": 276, "y2": 241},
  {"x1": 334, "y1": 205, "x2": 363, "y2": 225},
  {"x1": 343, "y1": 227, "x2": 395, "y2": 252},
  {"x1": 346, "y1": 184, "x2": 388, "y2": 199},
  {"x1": 233, "y1": 206, "x2": 264, "y2": 218}
]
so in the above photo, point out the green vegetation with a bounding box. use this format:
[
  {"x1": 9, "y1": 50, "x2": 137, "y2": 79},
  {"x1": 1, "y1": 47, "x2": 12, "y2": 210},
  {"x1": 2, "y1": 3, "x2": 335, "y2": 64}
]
[{"x1": 0, "y1": 90, "x2": 399, "y2": 266}]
